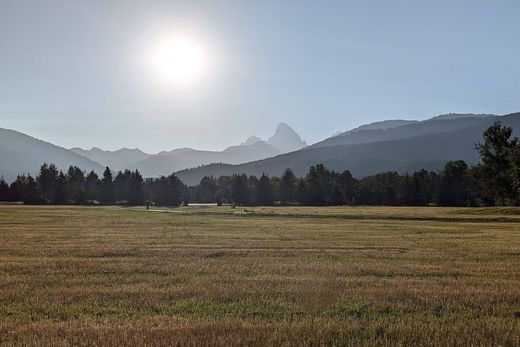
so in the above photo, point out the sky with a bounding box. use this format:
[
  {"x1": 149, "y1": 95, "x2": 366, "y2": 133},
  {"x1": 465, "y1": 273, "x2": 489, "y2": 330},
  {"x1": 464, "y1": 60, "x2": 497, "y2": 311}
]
[{"x1": 1, "y1": 0, "x2": 519, "y2": 153}]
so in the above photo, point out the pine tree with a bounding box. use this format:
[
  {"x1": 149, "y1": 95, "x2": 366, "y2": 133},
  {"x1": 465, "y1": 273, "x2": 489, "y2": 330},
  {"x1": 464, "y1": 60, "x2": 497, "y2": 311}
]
[
  {"x1": 280, "y1": 168, "x2": 297, "y2": 204},
  {"x1": 438, "y1": 161, "x2": 470, "y2": 206},
  {"x1": 475, "y1": 121, "x2": 518, "y2": 205},
  {"x1": 100, "y1": 167, "x2": 114, "y2": 204},
  {"x1": 0, "y1": 177, "x2": 10, "y2": 201},
  {"x1": 128, "y1": 170, "x2": 145, "y2": 205},
  {"x1": 231, "y1": 174, "x2": 249, "y2": 205},
  {"x1": 85, "y1": 171, "x2": 100, "y2": 201},
  {"x1": 36, "y1": 163, "x2": 59, "y2": 203},
  {"x1": 256, "y1": 173, "x2": 273, "y2": 205}
]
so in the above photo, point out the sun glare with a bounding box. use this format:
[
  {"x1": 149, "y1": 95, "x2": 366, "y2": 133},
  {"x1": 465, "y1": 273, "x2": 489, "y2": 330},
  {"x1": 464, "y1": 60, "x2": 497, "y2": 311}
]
[{"x1": 151, "y1": 36, "x2": 208, "y2": 87}]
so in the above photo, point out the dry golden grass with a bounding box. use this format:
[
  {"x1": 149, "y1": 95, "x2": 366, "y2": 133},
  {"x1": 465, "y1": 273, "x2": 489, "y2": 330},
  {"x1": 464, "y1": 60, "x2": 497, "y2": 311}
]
[{"x1": 0, "y1": 205, "x2": 519, "y2": 346}]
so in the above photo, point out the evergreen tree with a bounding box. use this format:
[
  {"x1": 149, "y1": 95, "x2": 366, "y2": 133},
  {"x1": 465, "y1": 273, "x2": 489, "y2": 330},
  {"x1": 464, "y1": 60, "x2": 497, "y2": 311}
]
[
  {"x1": 411, "y1": 170, "x2": 432, "y2": 206},
  {"x1": 248, "y1": 175, "x2": 259, "y2": 205},
  {"x1": 355, "y1": 172, "x2": 401, "y2": 205},
  {"x1": 280, "y1": 168, "x2": 297, "y2": 204},
  {"x1": 36, "y1": 163, "x2": 59, "y2": 203},
  {"x1": 10, "y1": 174, "x2": 40, "y2": 204},
  {"x1": 66, "y1": 166, "x2": 86, "y2": 203},
  {"x1": 304, "y1": 165, "x2": 329, "y2": 205},
  {"x1": 151, "y1": 173, "x2": 185, "y2": 206},
  {"x1": 400, "y1": 174, "x2": 415, "y2": 205},
  {"x1": 85, "y1": 171, "x2": 100, "y2": 201},
  {"x1": 509, "y1": 143, "x2": 520, "y2": 202},
  {"x1": 231, "y1": 174, "x2": 249, "y2": 205},
  {"x1": 0, "y1": 177, "x2": 10, "y2": 201},
  {"x1": 328, "y1": 181, "x2": 343, "y2": 205},
  {"x1": 270, "y1": 176, "x2": 282, "y2": 204},
  {"x1": 114, "y1": 170, "x2": 131, "y2": 203},
  {"x1": 100, "y1": 167, "x2": 115, "y2": 204},
  {"x1": 198, "y1": 176, "x2": 217, "y2": 203},
  {"x1": 256, "y1": 173, "x2": 273, "y2": 205},
  {"x1": 128, "y1": 170, "x2": 145, "y2": 205},
  {"x1": 295, "y1": 178, "x2": 306, "y2": 204},
  {"x1": 438, "y1": 161, "x2": 471, "y2": 206},
  {"x1": 475, "y1": 121, "x2": 518, "y2": 205},
  {"x1": 217, "y1": 176, "x2": 233, "y2": 203},
  {"x1": 54, "y1": 171, "x2": 68, "y2": 204},
  {"x1": 0, "y1": 176, "x2": 9, "y2": 201},
  {"x1": 337, "y1": 170, "x2": 355, "y2": 205}
]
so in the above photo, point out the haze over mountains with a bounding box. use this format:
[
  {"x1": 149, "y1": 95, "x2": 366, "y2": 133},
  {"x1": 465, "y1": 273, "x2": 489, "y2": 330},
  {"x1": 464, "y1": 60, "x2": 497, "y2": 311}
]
[
  {"x1": 176, "y1": 113, "x2": 519, "y2": 185},
  {"x1": 0, "y1": 128, "x2": 104, "y2": 182},
  {"x1": 69, "y1": 147, "x2": 151, "y2": 170},
  {"x1": 68, "y1": 122, "x2": 306, "y2": 177},
  {"x1": 336, "y1": 119, "x2": 419, "y2": 136},
  {"x1": 310, "y1": 114, "x2": 497, "y2": 149},
  {"x1": 0, "y1": 123, "x2": 306, "y2": 181},
  {"x1": 1, "y1": 113, "x2": 519, "y2": 185}
]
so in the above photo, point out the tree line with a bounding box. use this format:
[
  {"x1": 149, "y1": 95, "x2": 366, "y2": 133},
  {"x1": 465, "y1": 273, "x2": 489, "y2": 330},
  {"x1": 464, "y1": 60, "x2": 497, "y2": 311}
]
[
  {"x1": 0, "y1": 166, "x2": 188, "y2": 206},
  {"x1": 1, "y1": 121, "x2": 520, "y2": 206}
]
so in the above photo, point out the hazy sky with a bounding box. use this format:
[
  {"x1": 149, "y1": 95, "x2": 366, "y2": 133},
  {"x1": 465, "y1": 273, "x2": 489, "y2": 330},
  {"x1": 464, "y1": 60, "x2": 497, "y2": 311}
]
[{"x1": 1, "y1": 1, "x2": 519, "y2": 152}]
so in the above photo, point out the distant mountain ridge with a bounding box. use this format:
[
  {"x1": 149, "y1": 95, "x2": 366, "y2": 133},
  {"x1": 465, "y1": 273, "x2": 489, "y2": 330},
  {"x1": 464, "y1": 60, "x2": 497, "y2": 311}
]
[
  {"x1": 430, "y1": 113, "x2": 496, "y2": 120},
  {"x1": 175, "y1": 113, "x2": 519, "y2": 186},
  {"x1": 70, "y1": 147, "x2": 151, "y2": 170},
  {"x1": 0, "y1": 128, "x2": 104, "y2": 182},
  {"x1": 310, "y1": 114, "x2": 499, "y2": 149},
  {"x1": 341, "y1": 119, "x2": 419, "y2": 135},
  {"x1": 129, "y1": 140, "x2": 282, "y2": 177},
  {"x1": 2, "y1": 113, "x2": 518, "y2": 185},
  {"x1": 68, "y1": 122, "x2": 306, "y2": 177}
]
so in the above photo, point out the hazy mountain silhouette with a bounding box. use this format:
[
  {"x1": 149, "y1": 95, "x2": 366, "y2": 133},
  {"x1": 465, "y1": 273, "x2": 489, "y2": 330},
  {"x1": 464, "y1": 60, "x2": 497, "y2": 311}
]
[
  {"x1": 3, "y1": 114, "x2": 517, "y2": 185},
  {"x1": 329, "y1": 119, "x2": 419, "y2": 138},
  {"x1": 430, "y1": 113, "x2": 496, "y2": 120},
  {"x1": 66, "y1": 123, "x2": 304, "y2": 177},
  {"x1": 310, "y1": 114, "x2": 499, "y2": 148},
  {"x1": 121, "y1": 123, "x2": 304, "y2": 177},
  {"x1": 267, "y1": 122, "x2": 307, "y2": 152},
  {"x1": 70, "y1": 147, "x2": 151, "y2": 170},
  {"x1": 129, "y1": 140, "x2": 281, "y2": 177},
  {"x1": 342, "y1": 119, "x2": 419, "y2": 134},
  {"x1": 0, "y1": 128, "x2": 104, "y2": 182},
  {"x1": 176, "y1": 113, "x2": 519, "y2": 186}
]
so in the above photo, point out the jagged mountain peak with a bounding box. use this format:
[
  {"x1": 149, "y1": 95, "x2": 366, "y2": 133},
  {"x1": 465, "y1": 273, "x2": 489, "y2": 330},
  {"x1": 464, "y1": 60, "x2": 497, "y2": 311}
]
[{"x1": 267, "y1": 123, "x2": 307, "y2": 152}]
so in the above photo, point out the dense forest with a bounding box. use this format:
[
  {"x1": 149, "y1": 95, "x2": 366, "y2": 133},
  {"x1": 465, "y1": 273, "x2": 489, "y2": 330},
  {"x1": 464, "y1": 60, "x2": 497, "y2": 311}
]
[{"x1": 1, "y1": 122, "x2": 520, "y2": 207}]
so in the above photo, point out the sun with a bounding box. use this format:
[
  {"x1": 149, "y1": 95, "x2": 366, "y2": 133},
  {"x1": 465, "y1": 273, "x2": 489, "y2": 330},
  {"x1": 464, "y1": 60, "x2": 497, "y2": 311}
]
[{"x1": 151, "y1": 36, "x2": 208, "y2": 87}]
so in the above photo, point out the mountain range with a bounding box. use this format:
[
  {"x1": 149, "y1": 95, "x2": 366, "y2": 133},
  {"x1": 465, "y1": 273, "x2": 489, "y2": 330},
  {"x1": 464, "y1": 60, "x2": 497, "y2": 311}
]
[
  {"x1": 1, "y1": 113, "x2": 518, "y2": 185},
  {"x1": 175, "y1": 113, "x2": 518, "y2": 185},
  {"x1": 0, "y1": 122, "x2": 306, "y2": 181},
  {"x1": 69, "y1": 122, "x2": 306, "y2": 177}
]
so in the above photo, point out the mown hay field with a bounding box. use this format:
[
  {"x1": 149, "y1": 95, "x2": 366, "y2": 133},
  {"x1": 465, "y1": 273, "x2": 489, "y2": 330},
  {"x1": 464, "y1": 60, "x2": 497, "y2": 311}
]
[{"x1": 0, "y1": 205, "x2": 519, "y2": 346}]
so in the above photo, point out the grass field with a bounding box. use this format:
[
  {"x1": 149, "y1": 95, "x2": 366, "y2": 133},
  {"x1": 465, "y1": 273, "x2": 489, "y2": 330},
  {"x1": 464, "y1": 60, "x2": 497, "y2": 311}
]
[{"x1": 0, "y1": 205, "x2": 519, "y2": 346}]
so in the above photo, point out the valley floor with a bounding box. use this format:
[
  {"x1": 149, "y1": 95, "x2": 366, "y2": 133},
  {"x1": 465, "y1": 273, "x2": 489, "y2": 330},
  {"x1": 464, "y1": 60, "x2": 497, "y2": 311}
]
[{"x1": 0, "y1": 205, "x2": 519, "y2": 346}]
